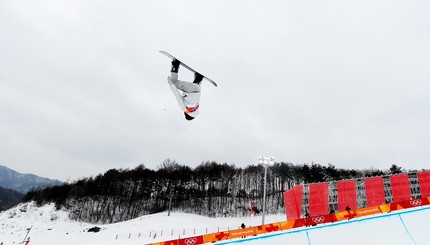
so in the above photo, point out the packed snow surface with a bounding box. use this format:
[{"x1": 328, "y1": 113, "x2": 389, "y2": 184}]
[{"x1": 1, "y1": 202, "x2": 429, "y2": 244}]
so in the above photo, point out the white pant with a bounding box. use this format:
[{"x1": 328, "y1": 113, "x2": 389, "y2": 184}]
[{"x1": 168, "y1": 73, "x2": 200, "y2": 117}]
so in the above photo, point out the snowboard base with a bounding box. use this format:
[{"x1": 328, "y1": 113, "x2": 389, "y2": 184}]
[{"x1": 159, "y1": 50, "x2": 218, "y2": 87}]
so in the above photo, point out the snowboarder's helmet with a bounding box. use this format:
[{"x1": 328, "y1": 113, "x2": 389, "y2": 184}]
[{"x1": 184, "y1": 112, "x2": 195, "y2": 121}]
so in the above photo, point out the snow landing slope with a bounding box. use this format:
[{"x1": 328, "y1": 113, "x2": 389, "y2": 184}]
[
  {"x1": 1, "y1": 202, "x2": 429, "y2": 245},
  {"x1": 220, "y1": 207, "x2": 430, "y2": 245}
]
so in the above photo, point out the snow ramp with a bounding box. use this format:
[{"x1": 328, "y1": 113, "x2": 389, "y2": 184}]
[{"x1": 218, "y1": 207, "x2": 429, "y2": 245}]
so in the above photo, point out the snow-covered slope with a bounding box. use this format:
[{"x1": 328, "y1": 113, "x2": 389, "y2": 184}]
[
  {"x1": 0, "y1": 202, "x2": 286, "y2": 244},
  {"x1": 219, "y1": 207, "x2": 429, "y2": 245},
  {"x1": 1, "y1": 202, "x2": 429, "y2": 244}
]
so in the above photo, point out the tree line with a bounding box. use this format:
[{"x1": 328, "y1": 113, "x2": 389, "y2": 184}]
[
  {"x1": 23, "y1": 160, "x2": 406, "y2": 224},
  {"x1": 0, "y1": 186, "x2": 24, "y2": 211}
]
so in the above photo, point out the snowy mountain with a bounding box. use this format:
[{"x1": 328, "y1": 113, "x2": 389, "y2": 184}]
[{"x1": 0, "y1": 165, "x2": 62, "y2": 194}]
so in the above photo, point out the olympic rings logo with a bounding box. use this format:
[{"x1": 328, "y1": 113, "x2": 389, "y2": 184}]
[
  {"x1": 184, "y1": 238, "x2": 198, "y2": 245},
  {"x1": 410, "y1": 199, "x2": 422, "y2": 206},
  {"x1": 312, "y1": 216, "x2": 325, "y2": 223}
]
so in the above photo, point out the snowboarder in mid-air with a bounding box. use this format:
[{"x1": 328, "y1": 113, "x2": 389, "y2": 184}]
[{"x1": 167, "y1": 59, "x2": 203, "y2": 121}]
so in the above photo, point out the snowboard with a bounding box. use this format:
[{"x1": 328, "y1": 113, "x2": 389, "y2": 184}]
[{"x1": 159, "y1": 50, "x2": 218, "y2": 87}]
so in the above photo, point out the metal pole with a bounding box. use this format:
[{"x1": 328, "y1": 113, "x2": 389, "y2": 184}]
[
  {"x1": 259, "y1": 156, "x2": 274, "y2": 225},
  {"x1": 262, "y1": 165, "x2": 268, "y2": 225},
  {"x1": 168, "y1": 195, "x2": 172, "y2": 216},
  {"x1": 21, "y1": 225, "x2": 32, "y2": 244}
]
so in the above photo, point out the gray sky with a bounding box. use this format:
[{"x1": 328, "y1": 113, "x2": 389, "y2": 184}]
[{"x1": 1, "y1": 0, "x2": 429, "y2": 182}]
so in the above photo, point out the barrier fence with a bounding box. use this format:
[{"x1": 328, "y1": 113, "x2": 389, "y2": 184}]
[
  {"x1": 284, "y1": 171, "x2": 430, "y2": 221},
  {"x1": 114, "y1": 227, "x2": 231, "y2": 241},
  {"x1": 142, "y1": 196, "x2": 430, "y2": 245}
]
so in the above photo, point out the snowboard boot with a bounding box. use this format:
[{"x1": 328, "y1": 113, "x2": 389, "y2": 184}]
[
  {"x1": 171, "y1": 59, "x2": 180, "y2": 73},
  {"x1": 193, "y1": 72, "x2": 204, "y2": 84}
]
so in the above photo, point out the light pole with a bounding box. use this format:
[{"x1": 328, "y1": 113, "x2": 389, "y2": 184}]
[
  {"x1": 259, "y1": 156, "x2": 274, "y2": 225},
  {"x1": 168, "y1": 191, "x2": 173, "y2": 216}
]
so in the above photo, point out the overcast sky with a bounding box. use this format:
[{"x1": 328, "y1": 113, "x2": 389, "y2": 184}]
[{"x1": 1, "y1": 0, "x2": 429, "y2": 182}]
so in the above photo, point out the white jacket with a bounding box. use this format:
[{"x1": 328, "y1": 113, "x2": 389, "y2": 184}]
[{"x1": 168, "y1": 73, "x2": 201, "y2": 118}]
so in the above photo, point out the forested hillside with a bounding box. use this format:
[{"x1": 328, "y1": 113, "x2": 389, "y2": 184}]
[
  {"x1": 23, "y1": 160, "x2": 407, "y2": 224},
  {"x1": 0, "y1": 186, "x2": 24, "y2": 210}
]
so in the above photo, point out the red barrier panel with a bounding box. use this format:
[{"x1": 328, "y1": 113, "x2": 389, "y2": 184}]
[
  {"x1": 154, "y1": 240, "x2": 177, "y2": 245},
  {"x1": 255, "y1": 223, "x2": 280, "y2": 235},
  {"x1": 390, "y1": 174, "x2": 411, "y2": 202},
  {"x1": 178, "y1": 236, "x2": 204, "y2": 245},
  {"x1": 279, "y1": 220, "x2": 293, "y2": 230},
  {"x1": 309, "y1": 183, "x2": 329, "y2": 216},
  {"x1": 229, "y1": 227, "x2": 255, "y2": 239},
  {"x1": 279, "y1": 219, "x2": 306, "y2": 230},
  {"x1": 355, "y1": 206, "x2": 381, "y2": 217},
  {"x1": 337, "y1": 180, "x2": 357, "y2": 211},
  {"x1": 335, "y1": 210, "x2": 356, "y2": 220},
  {"x1": 292, "y1": 218, "x2": 306, "y2": 228},
  {"x1": 344, "y1": 210, "x2": 357, "y2": 220},
  {"x1": 391, "y1": 203, "x2": 403, "y2": 212},
  {"x1": 330, "y1": 213, "x2": 338, "y2": 222},
  {"x1": 364, "y1": 176, "x2": 386, "y2": 206},
  {"x1": 203, "y1": 231, "x2": 229, "y2": 243},
  {"x1": 379, "y1": 204, "x2": 391, "y2": 213},
  {"x1": 418, "y1": 171, "x2": 430, "y2": 197},
  {"x1": 283, "y1": 185, "x2": 303, "y2": 220},
  {"x1": 400, "y1": 197, "x2": 430, "y2": 209},
  {"x1": 305, "y1": 214, "x2": 333, "y2": 226},
  {"x1": 381, "y1": 197, "x2": 430, "y2": 213}
]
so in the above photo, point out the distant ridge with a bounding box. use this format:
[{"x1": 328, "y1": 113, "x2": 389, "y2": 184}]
[
  {"x1": 0, "y1": 185, "x2": 23, "y2": 209},
  {"x1": 0, "y1": 165, "x2": 62, "y2": 194}
]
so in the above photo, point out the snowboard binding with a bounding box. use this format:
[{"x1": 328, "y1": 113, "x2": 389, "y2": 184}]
[{"x1": 171, "y1": 59, "x2": 180, "y2": 73}]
